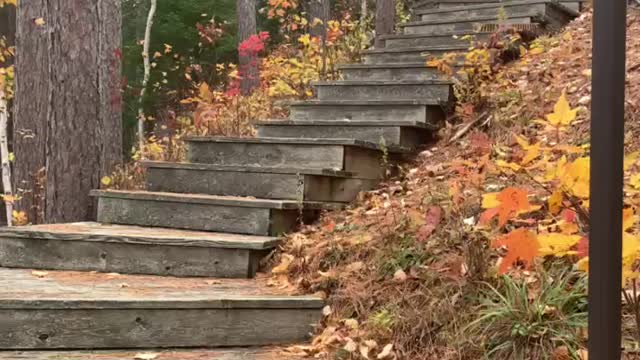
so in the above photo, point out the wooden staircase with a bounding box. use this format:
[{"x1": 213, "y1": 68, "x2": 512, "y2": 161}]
[{"x1": 0, "y1": 1, "x2": 584, "y2": 358}]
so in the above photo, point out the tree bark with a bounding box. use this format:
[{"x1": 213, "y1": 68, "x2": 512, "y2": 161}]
[
  {"x1": 0, "y1": 5, "x2": 15, "y2": 67},
  {"x1": 14, "y1": 0, "x2": 123, "y2": 224},
  {"x1": 375, "y1": 0, "x2": 395, "y2": 48},
  {"x1": 237, "y1": 0, "x2": 258, "y2": 95},
  {"x1": 138, "y1": 0, "x2": 157, "y2": 151},
  {"x1": 308, "y1": 0, "x2": 330, "y2": 38},
  {"x1": 361, "y1": 0, "x2": 368, "y2": 22}
]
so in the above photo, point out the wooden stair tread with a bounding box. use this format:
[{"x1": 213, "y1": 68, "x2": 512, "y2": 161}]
[
  {"x1": 0, "y1": 222, "x2": 280, "y2": 250},
  {"x1": 0, "y1": 268, "x2": 323, "y2": 309},
  {"x1": 0, "y1": 348, "x2": 306, "y2": 360},
  {"x1": 141, "y1": 160, "x2": 355, "y2": 177},
  {"x1": 91, "y1": 190, "x2": 345, "y2": 211}
]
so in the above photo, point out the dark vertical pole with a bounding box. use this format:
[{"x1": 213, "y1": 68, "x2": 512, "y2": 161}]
[{"x1": 589, "y1": 0, "x2": 627, "y2": 358}]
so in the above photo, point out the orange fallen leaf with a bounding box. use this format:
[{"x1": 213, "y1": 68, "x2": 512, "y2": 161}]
[{"x1": 493, "y1": 228, "x2": 539, "y2": 274}]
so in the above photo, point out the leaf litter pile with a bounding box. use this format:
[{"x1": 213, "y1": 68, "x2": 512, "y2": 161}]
[{"x1": 271, "y1": 8, "x2": 640, "y2": 360}]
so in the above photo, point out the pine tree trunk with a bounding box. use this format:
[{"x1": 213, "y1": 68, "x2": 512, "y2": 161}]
[
  {"x1": 308, "y1": 0, "x2": 330, "y2": 38},
  {"x1": 14, "y1": 0, "x2": 123, "y2": 224},
  {"x1": 375, "y1": 0, "x2": 395, "y2": 48},
  {"x1": 237, "y1": 0, "x2": 258, "y2": 95}
]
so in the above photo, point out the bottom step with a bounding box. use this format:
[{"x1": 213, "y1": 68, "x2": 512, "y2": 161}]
[
  {"x1": 0, "y1": 348, "x2": 305, "y2": 359},
  {"x1": 0, "y1": 268, "x2": 322, "y2": 349}
]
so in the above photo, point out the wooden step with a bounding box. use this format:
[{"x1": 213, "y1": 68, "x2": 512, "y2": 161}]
[
  {"x1": 379, "y1": 31, "x2": 492, "y2": 48},
  {"x1": 0, "y1": 348, "x2": 306, "y2": 360},
  {"x1": 143, "y1": 161, "x2": 377, "y2": 203},
  {"x1": 0, "y1": 348, "x2": 306, "y2": 359},
  {"x1": 185, "y1": 137, "x2": 408, "y2": 179},
  {"x1": 256, "y1": 119, "x2": 436, "y2": 148},
  {"x1": 362, "y1": 45, "x2": 467, "y2": 64},
  {"x1": 285, "y1": 99, "x2": 446, "y2": 124},
  {"x1": 415, "y1": 0, "x2": 579, "y2": 22},
  {"x1": 404, "y1": 1, "x2": 578, "y2": 35},
  {"x1": 92, "y1": 190, "x2": 342, "y2": 236},
  {"x1": 400, "y1": 14, "x2": 534, "y2": 35},
  {"x1": 412, "y1": 0, "x2": 584, "y2": 12},
  {"x1": 339, "y1": 63, "x2": 451, "y2": 81},
  {"x1": 311, "y1": 80, "x2": 452, "y2": 102},
  {"x1": 0, "y1": 268, "x2": 322, "y2": 349},
  {"x1": 0, "y1": 222, "x2": 278, "y2": 278}
]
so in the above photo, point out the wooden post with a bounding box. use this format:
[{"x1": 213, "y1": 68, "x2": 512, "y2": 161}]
[
  {"x1": 589, "y1": 0, "x2": 627, "y2": 358},
  {"x1": 375, "y1": 0, "x2": 395, "y2": 48}
]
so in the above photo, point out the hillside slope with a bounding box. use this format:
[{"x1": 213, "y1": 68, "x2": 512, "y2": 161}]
[{"x1": 274, "y1": 8, "x2": 640, "y2": 360}]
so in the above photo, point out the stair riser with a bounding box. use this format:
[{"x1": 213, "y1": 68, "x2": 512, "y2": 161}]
[
  {"x1": 384, "y1": 34, "x2": 489, "y2": 48},
  {"x1": 147, "y1": 167, "x2": 374, "y2": 203},
  {"x1": 289, "y1": 104, "x2": 444, "y2": 123},
  {"x1": 257, "y1": 124, "x2": 431, "y2": 148},
  {"x1": 315, "y1": 84, "x2": 451, "y2": 102},
  {"x1": 187, "y1": 142, "x2": 385, "y2": 179},
  {"x1": 341, "y1": 67, "x2": 448, "y2": 81},
  {"x1": 420, "y1": 3, "x2": 547, "y2": 22},
  {"x1": 0, "y1": 308, "x2": 320, "y2": 349},
  {"x1": 364, "y1": 49, "x2": 459, "y2": 64},
  {"x1": 0, "y1": 237, "x2": 263, "y2": 278},
  {"x1": 97, "y1": 197, "x2": 301, "y2": 236},
  {"x1": 403, "y1": 17, "x2": 531, "y2": 35}
]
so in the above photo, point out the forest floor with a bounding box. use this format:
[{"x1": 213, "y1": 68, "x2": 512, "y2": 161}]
[{"x1": 269, "y1": 8, "x2": 640, "y2": 360}]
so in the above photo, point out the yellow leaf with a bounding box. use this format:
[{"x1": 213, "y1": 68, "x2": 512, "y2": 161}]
[
  {"x1": 561, "y1": 157, "x2": 590, "y2": 198},
  {"x1": 481, "y1": 193, "x2": 500, "y2": 209},
  {"x1": 495, "y1": 159, "x2": 521, "y2": 171},
  {"x1": 631, "y1": 174, "x2": 640, "y2": 190},
  {"x1": 576, "y1": 257, "x2": 588, "y2": 272},
  {"x1": 625, "y1": 151, "x2": 640, "y2": 171},
  {"x1": 529, "y1": 47, "x2": 545, "y2": 55},
  {"x1": 100, "y1": 176, "x2": 112, "y2": 187},
  {"x1": 624, "y1": 208, "x2": 635, "y2": 231},
  {"x1": 546, "y1": 91, "x2": 578, "y2": 127},
  {"x1": 537, "y1": 233, "x2": 581, "y2": 257},
  {"x1": 548, "y1": 190, "x2": 563, "y2": 215},
  {"x1": 34, "y1": 17, "x2": 45, "y2": 26},
  {"x1": 516, "y1": 136, "x2": 541, "y2": 165}
]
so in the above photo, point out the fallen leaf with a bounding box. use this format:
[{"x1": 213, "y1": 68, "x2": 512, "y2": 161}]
[
  {"x1": 134, "y1": 353, "x2": 159, "y2": 360},
  {"x1": 377, "y1": 343, "x2": 394, "y2": 359},
  {"x1": 546, "y1": 91, "x2": 578, "y2": 127},
  {"x1": 493, "y1": 228, "x2": 539, "y2": 274},
  {"x1": 31, "y1": 270, "x2": 48, "y2": 278},
  {"x1": 393, "y1": 269, "x2": 408, "y2": 282}
]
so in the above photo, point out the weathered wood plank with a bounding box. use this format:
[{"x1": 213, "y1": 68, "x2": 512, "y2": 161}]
[
  {"x1": 96, "y1": 196, "x2": 279, "y2": 236},
  {"x1": 0, "y1": 348, "x2": 306, "y2": 360},
  {"x1": 0, "y1": 268, "x2": 323, "y2": 308},
  {"x1": 257, "y1": 123, "x2": 431, "y2": 148},
  {"x1": 0, "y1": 308, "x2": 320, "y2": 349},
  {"x1": 0, "y1": 236, "x2": 263, "y2": 278},
  {"x1": 91, "y1": 190, "x2": 342, "y2": 210},
  {"x1": 313, "y1": 80, "x2": 452, "y2": 101},
  {"x1": 0, "y1": 223, "x2": 280, "y2": 249},
  {"x1": 0, "y1": 268, "x2": 321, "y2": 348},
  {"x1": 145, "y1": 162, "x2": 377, "y2": 202}
]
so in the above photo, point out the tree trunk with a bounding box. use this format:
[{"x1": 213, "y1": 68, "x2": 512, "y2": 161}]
[
  {"x1": 361, "y1": 0, "x2": 368, "y2": 22},
  {"x1": 0, "y1": 5, "x2": 15, "y2": 67},
  {"x1": 14, "y1": 0, "x2": 123, "y2": 224},
  {"x1": 237, "y1": 0, "x2": 258, "y2": 95},
  {"x1": 375, "y1": 0, "x2": 395, "y2": 48},
  {"x1": 308, "y1": 0, "x2": 330, "y2": 38}
]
